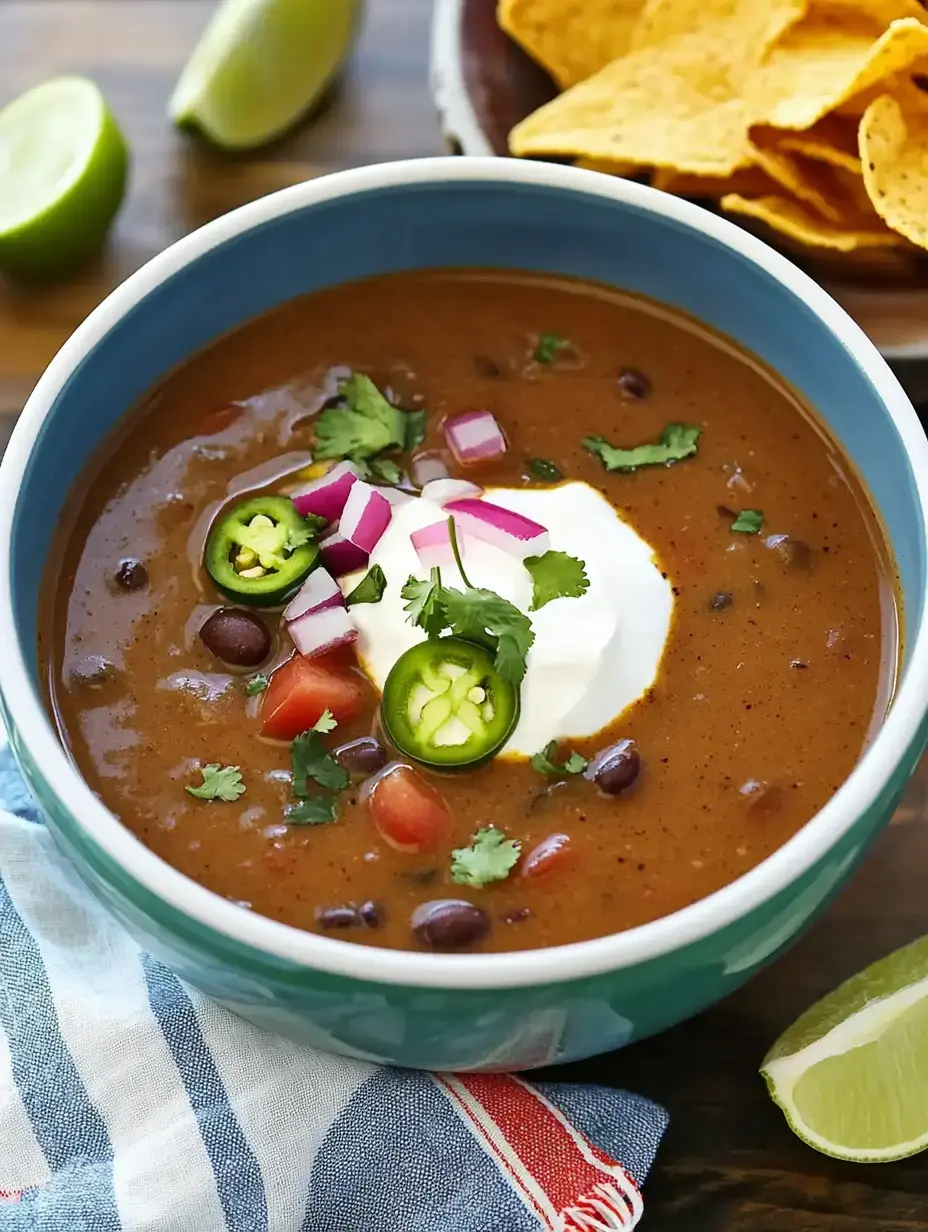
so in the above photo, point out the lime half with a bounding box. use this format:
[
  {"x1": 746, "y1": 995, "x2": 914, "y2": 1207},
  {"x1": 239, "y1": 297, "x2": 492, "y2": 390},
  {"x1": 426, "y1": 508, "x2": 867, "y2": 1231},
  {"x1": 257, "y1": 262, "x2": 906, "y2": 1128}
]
[
  {"x1": 0, "y1": 77, "x2": 128, "y2": 279},
  {"x1": 762, "y1": 935, "x2": 928, "y2": 1162},
  {"x1": 169, "y1": 0, "x2": 363, "y2": 151}
]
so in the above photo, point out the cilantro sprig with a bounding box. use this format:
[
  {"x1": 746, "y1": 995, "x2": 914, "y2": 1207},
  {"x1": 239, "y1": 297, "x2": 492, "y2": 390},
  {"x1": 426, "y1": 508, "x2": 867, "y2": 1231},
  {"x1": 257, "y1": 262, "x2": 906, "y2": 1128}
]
[
  {"x1": 313, "y1": 374, "x2": 426, "y2": 474},
  {"x1": 186, "y1": 764, "x2": 245, "y2": 802},
  {"x1": 287, "y1": 709, "x2": 346, "y2": 825},
  {"x1": 346, "y1": 564, "x2": 387, "y2": 606},
  {"x1": 584, "y1": 423, "x2": 701, "y2": 472},
  {"x1": 731, "y1": 509, "x2": 763, "y2": 534},
  {"x1": 245, "y1": 674, "x2": 269, "y2": 696},
  {"x1": 534, "y1": 333, "x2": 567, "y2": 364},
  {"x1": 401, "y1": 568, "x2": 534, "y2": 686},
  {"x1": 531, "y1": 741, "x2": 588, "y2": 777},
  {"x1": 451, "y1": 827, "x2": 521, "y2": 887},
  {"x1": 524, "y1": 550, "x2": 589, "y2": 611}
]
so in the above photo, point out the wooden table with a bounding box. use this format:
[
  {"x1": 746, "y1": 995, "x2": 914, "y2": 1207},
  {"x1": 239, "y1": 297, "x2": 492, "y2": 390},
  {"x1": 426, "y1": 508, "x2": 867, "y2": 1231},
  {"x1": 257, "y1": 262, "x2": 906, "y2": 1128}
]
[{"x1": 2, "y1": 3, "x2": 927, "y2": 1228}]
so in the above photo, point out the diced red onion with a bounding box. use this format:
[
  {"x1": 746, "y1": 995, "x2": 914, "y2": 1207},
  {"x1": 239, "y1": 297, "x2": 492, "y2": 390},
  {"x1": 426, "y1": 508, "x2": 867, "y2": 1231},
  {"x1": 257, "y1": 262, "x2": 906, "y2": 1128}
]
[
  {"x1": 288, "y1": 605, "x2": 358, "y2": 659},
  {"x1": 319, "y1": 529, "x2": 370, "y2": 576},
  {"x1": 411, "y1": 518, "x2": 468, "y2": 569},
  {"x1": 443, "y1": 411, "x2": 507, "y2": 466},
  {"x1": 290, "y1": 460, "x2": 359, "y2": 521},
  {"x1": 420, "y1": 478, "x2": 484, "y2": 506},
  {"x1": 444, "y1": 497, "x2": 549, "y2": 559},
  {"x1": 319, "y1": 481, "x2": 392, "y2": 575},
  {"x1": 410, "y1": 450, "x2": 452, "y2": 488},
  {"x1": 283, "y1": 567, "x2": 342, "y2": 623},
  {"x1": 378, "y1": 486, "x2": 415, "y2": 508}
]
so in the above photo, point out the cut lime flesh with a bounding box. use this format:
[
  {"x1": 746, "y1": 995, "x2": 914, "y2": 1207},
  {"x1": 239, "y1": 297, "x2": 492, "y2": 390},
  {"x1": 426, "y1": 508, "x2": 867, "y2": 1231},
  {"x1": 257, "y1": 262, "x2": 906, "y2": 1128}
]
[
  {"x1": 762, "y1": 935, "x2": 928, "y2": 1161},
  {"x1": 0, "y1": 77, "x2": 128, "y2": 279},
  {"x1": 170, "y1": 0, "x2": 363, "y2": 151}
]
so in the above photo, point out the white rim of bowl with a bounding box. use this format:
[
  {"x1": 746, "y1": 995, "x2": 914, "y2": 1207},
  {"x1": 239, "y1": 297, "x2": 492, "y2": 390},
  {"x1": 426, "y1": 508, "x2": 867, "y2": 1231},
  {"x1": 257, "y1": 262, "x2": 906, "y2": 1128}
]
[{"x1": 2, "y1": 157, "x2": 927, "y2": 991}]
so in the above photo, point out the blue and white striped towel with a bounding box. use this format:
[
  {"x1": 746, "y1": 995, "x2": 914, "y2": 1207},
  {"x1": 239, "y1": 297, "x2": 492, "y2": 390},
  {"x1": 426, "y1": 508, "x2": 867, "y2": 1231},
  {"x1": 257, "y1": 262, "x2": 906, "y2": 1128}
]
[{"x1": 0, "y1": 739, "x2": 667, "y2": 1232}]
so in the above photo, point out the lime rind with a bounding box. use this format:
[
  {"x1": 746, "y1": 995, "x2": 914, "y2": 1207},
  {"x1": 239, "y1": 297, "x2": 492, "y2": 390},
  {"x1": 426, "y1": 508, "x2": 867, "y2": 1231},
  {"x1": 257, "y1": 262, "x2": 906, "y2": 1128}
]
[
  {"x1": 169, "y1": 0, "x2": 364, "y2": 151},
  {"x1": 762, "y1": 936, "x2": 928, "y2": 1162},
  {"x1": 0, "y1": 76, "x2": 128, "y2": 279}
]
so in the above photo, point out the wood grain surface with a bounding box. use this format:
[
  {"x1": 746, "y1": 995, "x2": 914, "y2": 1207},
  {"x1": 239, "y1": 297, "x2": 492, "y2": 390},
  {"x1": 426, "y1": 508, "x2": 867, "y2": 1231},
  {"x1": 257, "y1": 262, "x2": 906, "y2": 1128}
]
[{"x1": 1, "y1": 3, "x2": 928, "y2": 1228}]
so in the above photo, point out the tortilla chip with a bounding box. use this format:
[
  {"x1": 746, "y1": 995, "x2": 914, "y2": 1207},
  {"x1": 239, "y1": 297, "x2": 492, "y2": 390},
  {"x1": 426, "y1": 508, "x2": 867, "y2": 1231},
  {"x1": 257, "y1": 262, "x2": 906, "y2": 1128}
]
[
  {"x1": 509, "y1": 0, "x2": 805, "y2": 175},
  {"x1": 651, "y1": 166, "x2": 775, "y2": 197},
  {"x1": 575, "y1": 158, "x2": 644, "y2": 177},
  {"x1": 721, "y1": 192, "x2": 906, "y2": 249},
  {"x1": 810, "y1": 0, "x2": 928, "y2": 25},
  {"x1": 750, "y1": 17, "x2": 928, "y2": 130},
  {"x1": 759, "y1": 115, "x2": 862, "y2": 171},
  {"x1": 498, "y1": 0, "x2": 648, "y2": 90},
  {"x1": 748, "y1": 142, "x2": 848, "y2": 220},
  {"x1": 860, "y1": 92, "x2": 928, "y2": 248}
]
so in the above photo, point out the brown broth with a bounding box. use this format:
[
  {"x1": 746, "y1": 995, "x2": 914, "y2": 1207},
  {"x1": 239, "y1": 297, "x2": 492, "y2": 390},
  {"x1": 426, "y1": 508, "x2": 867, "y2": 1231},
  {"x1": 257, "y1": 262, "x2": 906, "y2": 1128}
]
[{"x1": 40, "y1": 271, "x2": 899, "y2": 953}]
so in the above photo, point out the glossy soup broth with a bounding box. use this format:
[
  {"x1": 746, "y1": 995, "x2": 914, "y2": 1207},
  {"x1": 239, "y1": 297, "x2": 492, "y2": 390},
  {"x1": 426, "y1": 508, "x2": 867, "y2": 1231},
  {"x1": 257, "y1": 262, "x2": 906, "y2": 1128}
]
[{"x1": 41, "y1": 271, "x2": 899, "y2": 953}]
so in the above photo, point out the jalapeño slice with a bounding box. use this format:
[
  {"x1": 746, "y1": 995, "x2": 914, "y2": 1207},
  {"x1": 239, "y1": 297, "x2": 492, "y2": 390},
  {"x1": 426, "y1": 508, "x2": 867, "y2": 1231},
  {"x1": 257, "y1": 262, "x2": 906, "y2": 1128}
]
[
  {"x1": 381, "y1": 637, "x2": 519, "y2": 769},
  {"x1": 205, "y1": 495, "x2": 320, "y2": 606}
]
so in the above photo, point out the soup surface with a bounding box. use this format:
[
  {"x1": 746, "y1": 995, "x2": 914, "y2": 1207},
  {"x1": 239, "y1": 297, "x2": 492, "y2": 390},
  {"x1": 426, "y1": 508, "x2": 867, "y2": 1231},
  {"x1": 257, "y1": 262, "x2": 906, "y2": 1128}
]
[{"x1": 42, "y1": 271, "x2": 898, "y2": 954}]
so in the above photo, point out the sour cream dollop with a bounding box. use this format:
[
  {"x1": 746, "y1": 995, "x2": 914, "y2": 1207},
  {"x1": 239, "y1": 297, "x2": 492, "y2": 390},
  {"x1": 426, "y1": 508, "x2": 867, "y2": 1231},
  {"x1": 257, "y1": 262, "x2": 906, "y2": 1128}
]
[{"x1": 342, "y1": 482, "x2": 673, "y2": 757}]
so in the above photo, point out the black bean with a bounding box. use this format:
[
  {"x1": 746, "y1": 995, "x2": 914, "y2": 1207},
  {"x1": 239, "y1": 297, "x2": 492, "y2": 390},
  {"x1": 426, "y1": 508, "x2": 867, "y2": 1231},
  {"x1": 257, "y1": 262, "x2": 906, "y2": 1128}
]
[
  {"x1": 358, "y1": 900, "x2": 383, "y2": 928},
  {"x1": 317, "y1": 905, "x2": 359, "y2": 929},
  {"x1": 199, "y1": 608, "x2": 272, "y2": 668},
  {"x1": 473, "y1": 355, "x2": 503, "y2": 379},
  {"x1": 617, "y1": 368, "x2": 651, "y2": 399},
  {"x1": 114, "y1": 558, "x2": 148, "y2": 591},
  {"x1": 764, "y1": 534, "x2": 813, "y2": 569},
  {"x1": 709, "y1": 591, "x2": 733, "y2": 611},
  {"x1": 584, "y1": 739, "x2": 640, "y2": 795},
  {"x1": 334, "y1": 736, "x2": 387, "y2": 777},
  {"x1": 412, "y1": 900, "x2": 490, "y2": 949}
]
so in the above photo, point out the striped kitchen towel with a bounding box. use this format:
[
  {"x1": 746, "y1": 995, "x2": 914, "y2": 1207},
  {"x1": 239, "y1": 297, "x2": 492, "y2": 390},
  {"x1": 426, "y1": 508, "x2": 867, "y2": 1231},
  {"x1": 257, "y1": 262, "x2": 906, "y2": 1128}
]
[{"x1": 0, "y1": 740, "x2": 667, "y2": 1232}]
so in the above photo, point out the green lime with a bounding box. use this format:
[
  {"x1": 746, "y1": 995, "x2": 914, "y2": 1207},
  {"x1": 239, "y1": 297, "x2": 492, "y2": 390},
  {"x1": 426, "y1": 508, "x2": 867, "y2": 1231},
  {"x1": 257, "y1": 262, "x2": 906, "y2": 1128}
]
[
  {"x1": 0, "y1": 77, "x2": 128, "y2": 280},
  {"x1": 169, "y1": 0, "x2": 363, "y2": 151},
  {"x1": 762, "y1": 934, "x2": 928, "y2": 1161}
]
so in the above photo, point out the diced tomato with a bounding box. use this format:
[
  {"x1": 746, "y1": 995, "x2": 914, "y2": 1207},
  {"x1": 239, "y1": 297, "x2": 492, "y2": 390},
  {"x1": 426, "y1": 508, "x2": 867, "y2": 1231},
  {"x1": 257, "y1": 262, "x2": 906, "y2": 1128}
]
[
  {"x1": 260, "y1": 653, "x2": 367, "y2": 741},
  {"x1": 521, "y1": 833, "x2": 571, "y2": 879},
  {"x1": 367, "y1": 764, "x2": 451, "y2": 853}
]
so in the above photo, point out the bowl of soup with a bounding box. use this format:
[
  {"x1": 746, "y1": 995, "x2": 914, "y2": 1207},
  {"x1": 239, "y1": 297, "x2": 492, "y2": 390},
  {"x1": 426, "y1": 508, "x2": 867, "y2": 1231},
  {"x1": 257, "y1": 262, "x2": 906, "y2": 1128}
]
[{"x1": 2, "y1": 158, "x2": 927, "y2": 1071}]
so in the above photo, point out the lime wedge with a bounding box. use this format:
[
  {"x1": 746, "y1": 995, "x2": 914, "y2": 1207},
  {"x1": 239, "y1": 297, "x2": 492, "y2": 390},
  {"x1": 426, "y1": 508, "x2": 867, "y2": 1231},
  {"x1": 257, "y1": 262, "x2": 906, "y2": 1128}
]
[
  {"x1": 762, "y1": 935, "x2": 928, "y2": 1161},
  {"x1": 0, "y1": 77, "x2": 128, "y2": 280},
  {"x1": 169, "y1": 0, "x2": 363, "y2": 151}
]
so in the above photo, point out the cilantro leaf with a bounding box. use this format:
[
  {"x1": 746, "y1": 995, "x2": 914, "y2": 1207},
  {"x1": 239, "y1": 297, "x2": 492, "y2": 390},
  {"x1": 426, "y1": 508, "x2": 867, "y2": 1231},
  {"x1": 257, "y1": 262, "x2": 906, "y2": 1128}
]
[
  {"x1": 731, "y1": 508, "x2": 763, "y2": 534},
  {"x1": 285, "y1": 526, "x2": 313, "y2": 551},
  {"x1": 370, "y1": 457, "x2": 404, "y2": 486},
  {"x1": 451, "y1": 826, "x2": 521, "y2": 887},
  {"x1": 526, "y1": 458, "x2": 563, "y2": 482},
  {"x1": 346, "y1": 564, "x2": 387, "y2": 606},
  {"x1": 524, "y1": 551, "x2": 589, "y2": 611},
  {"x1": 530, "y1": 741, "x2": 588, "y2": 777},
  {"x1": 312, "y1": 708, "x2": 338, "y2": 734},
  {"x1": 401, "y1": 568, "x2": 447, "y2": 637},
  {"x1": 186, "y1": 764, "x2": 245, "y2": 801},
  {"x1": 314, "y1": 374, "x2": 406, "y2": 462},
  {"x1": 285, "y1": 514, "x2": 327, "y2": 552},
  {"x1": 286, "y1": 795, "x2": 340, "y2": 826},
  {"x1": 584, "y1": 423, "x2": 701, "y2": 472},
  {"x1": 245, "y1": 674, "x2": 269, "y2": 696},
  {"x1": 440, "y1": 586, "x2": 534, "y2": 686},
  {"x1": 403, "y1": 409, "x2": 428, "y2": 451},
  {"x1": 535, "y1": 333, "x2": 567, "y2": 364},
  {"x1": 291, "y1": 711, "x2": 347, "y2": 795}
]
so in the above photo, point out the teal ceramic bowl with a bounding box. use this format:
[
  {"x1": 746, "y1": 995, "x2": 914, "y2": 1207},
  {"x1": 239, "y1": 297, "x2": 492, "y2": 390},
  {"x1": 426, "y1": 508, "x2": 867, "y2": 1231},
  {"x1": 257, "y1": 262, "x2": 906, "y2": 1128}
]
[{"x1": 2, "y1": 158, "x2": 928, "y2": 1071}]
